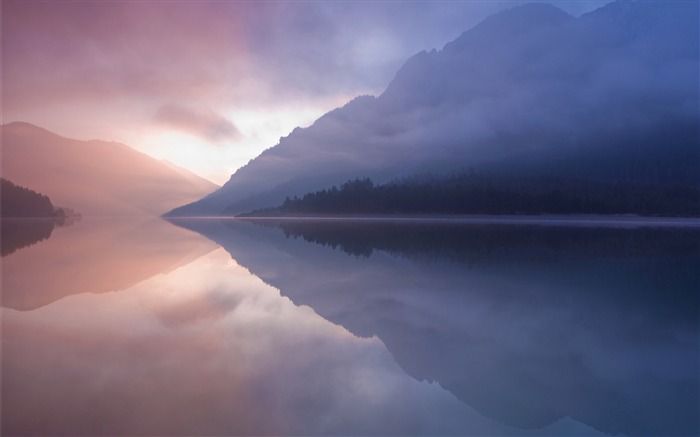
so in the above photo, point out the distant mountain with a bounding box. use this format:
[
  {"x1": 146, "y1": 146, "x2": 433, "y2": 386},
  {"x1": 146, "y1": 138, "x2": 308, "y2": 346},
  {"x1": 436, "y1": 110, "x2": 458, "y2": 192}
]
[
  {"x1": 168, "y1": 1, "x2": 699, "y2": 217},
  {"x1": 1, "y1": 122, "x2": 218, "y2": 216}
]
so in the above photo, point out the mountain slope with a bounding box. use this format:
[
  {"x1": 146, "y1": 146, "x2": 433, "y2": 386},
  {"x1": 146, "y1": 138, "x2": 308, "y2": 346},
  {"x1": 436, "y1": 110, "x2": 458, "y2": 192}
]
[
  {"x1": 1, "y1": 122, "x2": 218, "y2": 216},
  {"x1": 169, "y1": 1, "x2": 699, "y2": 217}
]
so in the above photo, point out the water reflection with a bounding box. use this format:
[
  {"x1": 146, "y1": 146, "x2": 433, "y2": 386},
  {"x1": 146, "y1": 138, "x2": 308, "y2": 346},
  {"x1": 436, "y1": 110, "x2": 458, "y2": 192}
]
[
  {"x1": 1, "y1": 218, "x2": 216, "y2": 310},
  {"x1": 4, "y1": 217, "x2": 697, "y2": 436},
  {"x1": 1, "y1": 216, "x2": 79, "y2": 257},
  {"x1": 175, "y1": 218, "x2": 700, "y2": 437},
  {"x1": 5, "y1": 247, "x2": 587, "y2": 436}
]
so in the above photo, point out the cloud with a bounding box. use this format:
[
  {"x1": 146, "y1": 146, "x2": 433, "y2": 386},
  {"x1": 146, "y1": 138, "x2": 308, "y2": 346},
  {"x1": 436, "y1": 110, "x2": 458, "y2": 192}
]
[
  {"x1": 0, "y1": 0, "x2": 613, "y2": 182},
  {"x1": 154, "y1": 104, "x2": 242, "y2": 143},
  {"x1": 156, "y1": 288, "x2": 242, "y2": 328},
  {"x1": 1, "y1": 1, "x2": 611, "y2": 113}
]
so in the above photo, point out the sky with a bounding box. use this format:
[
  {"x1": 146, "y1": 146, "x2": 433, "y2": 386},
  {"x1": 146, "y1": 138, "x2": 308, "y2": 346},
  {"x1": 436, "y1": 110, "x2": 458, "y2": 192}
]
[{"x1": 2, "y1": 0, "x2": 610, "y2": 185}]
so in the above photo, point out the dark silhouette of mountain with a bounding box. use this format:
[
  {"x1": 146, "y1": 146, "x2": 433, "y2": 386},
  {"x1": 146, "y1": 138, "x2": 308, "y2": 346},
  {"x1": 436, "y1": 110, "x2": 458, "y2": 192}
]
[
  {"x1": 1, "y1": 178, "x2": 63, "y2": 218},
  {"x1": 168, "y1": 1, "x2": 699, "y2": 217},
  {"x1": 171, "y1": 217, "x2": 700, "y2": 436},
  {"x1": 0, "y1": 178, "x2": 80, "y2": 256},
  {"x1": 1, "y1": 122, "x2": 218, "y2": 216}
]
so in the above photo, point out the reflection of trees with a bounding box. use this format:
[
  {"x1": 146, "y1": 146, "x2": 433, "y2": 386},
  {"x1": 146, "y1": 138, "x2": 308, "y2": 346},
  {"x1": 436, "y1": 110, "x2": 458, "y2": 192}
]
[
  {"x1": 1, "y1": 220, "x2": 56, "y2": 257},
  {"x1": 1, "y1": 216, "x2": 82, "y2": 257},
  {"x1": 248, "y1": 218, "x2": 699, "y2": 264},
  {"x1": 242, "y1": 219, "x2": 700, "y2": 338},
  {"x1": 224, "y1": 218, "x2": 700, "y2": 435}
]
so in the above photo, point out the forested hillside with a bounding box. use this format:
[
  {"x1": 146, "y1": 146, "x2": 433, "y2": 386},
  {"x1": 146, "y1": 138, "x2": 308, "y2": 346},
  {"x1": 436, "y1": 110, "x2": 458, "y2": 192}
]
[
  {"x1": 1, "y1": 178, "x2": 64, "y2": 218},
  {"x1": 241, "y1": 175, "x2": 700, "y2": 217}
]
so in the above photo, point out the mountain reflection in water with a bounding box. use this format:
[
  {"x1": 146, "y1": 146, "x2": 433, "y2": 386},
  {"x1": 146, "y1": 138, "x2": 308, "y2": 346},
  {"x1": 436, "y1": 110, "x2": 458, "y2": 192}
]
[
  {"x1": 1, "y1": 216, "x2": 80, "y2": 257},
  {"x1": 4, "y1": 221, "x2": 576, "y2": 437},
  {"x1": 3, "y1": 217, "x2": 698, "y2": 436},
  {"x1": 1, "y1": 218, "x2": 215, "y2": 310},
  {"x1": 178, "y1": 217, "x2": 700, "y2": 437}
]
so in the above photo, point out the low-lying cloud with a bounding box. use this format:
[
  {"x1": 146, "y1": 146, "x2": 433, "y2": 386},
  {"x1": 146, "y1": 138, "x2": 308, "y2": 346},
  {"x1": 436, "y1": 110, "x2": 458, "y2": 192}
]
[{"x1": 154, "y1": 104, "x2": 242, "y2": 144}]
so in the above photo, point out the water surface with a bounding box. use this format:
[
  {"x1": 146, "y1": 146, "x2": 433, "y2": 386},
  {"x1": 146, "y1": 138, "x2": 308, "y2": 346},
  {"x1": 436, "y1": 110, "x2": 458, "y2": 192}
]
[{"x1": 2, "y1": 217, "x2": 698, "y2": 436}]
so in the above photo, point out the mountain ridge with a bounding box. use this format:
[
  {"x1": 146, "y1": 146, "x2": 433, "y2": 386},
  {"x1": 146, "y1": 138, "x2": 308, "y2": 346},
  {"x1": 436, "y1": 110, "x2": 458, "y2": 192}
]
[
  {"x1": 1, "y1": 122, "x2": 219, "y2": 216},
  {"x1": 168, "y1": 0, "x2": 699, "y2": 217}
]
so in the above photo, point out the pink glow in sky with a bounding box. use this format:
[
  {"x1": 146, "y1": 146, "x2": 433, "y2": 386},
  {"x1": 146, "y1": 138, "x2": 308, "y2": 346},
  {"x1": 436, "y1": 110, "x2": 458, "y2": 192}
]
[{"x1": 1, "y1": 0, "x2": 609, "y2": 184}]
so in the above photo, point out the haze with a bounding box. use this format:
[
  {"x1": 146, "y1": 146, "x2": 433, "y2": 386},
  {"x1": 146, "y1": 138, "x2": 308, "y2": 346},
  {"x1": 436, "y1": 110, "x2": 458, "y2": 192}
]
[{"x1": 2, "y1": 0, "x2": 609, "y2": 184}]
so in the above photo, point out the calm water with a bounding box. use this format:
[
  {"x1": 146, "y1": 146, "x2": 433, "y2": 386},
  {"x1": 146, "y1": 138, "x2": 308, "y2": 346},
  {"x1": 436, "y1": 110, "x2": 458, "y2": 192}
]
[{"x1": 2, "y1": 217, "x2": 698, "y2": 436}]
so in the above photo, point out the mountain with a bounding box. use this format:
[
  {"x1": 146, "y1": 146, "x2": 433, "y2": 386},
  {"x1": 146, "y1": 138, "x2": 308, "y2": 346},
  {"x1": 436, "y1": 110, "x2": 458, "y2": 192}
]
[
  {"x1": 168, "y1": 1, "x2": 699, "y2": 217},
  {"x1": 1, "y1": 122, "x2": 218, "y2": 216}
]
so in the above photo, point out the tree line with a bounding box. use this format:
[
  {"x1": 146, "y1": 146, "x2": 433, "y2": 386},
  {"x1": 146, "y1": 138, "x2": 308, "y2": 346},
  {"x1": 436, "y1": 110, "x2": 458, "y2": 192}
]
[
  {"x1": 242, "y1": 173, "x2": 700, "y2": 217},
  {"x1": 1, "y1": 178, "x2": 61, "y2": 218}
]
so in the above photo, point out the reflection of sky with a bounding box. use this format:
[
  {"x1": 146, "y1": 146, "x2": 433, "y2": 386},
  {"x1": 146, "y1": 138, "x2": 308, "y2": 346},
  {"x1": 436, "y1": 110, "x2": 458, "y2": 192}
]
[
  {"x1": 1, "y1": 218, "x2": 216, "y2": 310},
  {"x1": 190, "y1": 219, "x2": 699, "y2": 436},
  {"x1": 3, "y1": 248, "x2": 601, "y2": 436}
]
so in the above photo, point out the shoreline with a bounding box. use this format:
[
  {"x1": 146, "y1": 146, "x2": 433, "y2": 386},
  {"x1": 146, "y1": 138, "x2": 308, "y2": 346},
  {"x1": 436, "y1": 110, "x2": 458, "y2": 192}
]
[{"x1": 168, "y1": 214, "x2": 700, "y2": 228}]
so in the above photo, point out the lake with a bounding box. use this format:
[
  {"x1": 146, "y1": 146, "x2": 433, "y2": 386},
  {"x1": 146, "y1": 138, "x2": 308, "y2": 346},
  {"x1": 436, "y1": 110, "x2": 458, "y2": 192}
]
[{"x1": 2, "y1": 216, "x2": 698, "y2": 436}]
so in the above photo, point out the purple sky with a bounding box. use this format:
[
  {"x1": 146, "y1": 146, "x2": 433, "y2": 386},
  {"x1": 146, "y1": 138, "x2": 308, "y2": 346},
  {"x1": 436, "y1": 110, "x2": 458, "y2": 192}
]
[{"x1": 2, "y1": 0, "x2": 610, "y2": 184}]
